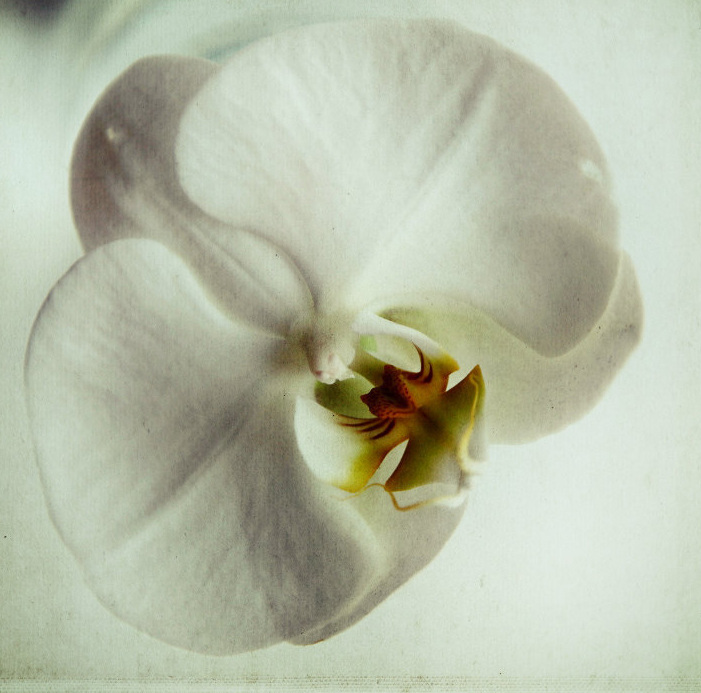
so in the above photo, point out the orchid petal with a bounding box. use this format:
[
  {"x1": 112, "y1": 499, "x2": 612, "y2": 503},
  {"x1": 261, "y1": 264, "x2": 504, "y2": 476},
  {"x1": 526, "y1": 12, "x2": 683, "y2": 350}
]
[
  {"x1": 291, "y1": 485, "x2": 466, "y2": 646},
  {"x1": 177, "y1": 19, "x2": 619, "y2": 355},
  {"x1": 379, "y1": 252, "x2": 642, "y2": 444},
  {"x1": 71, "y1": 55, "x2": 312, "y2": 335},
  {"x1": 25, "y1": 239, "x2": 381, "y2": 654}
]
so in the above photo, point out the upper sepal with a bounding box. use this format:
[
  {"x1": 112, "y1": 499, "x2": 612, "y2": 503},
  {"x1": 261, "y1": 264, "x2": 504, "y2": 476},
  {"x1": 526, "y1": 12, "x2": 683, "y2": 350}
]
[{"x1": 177, "y1": 19, "x2": 620, "y2": 355}]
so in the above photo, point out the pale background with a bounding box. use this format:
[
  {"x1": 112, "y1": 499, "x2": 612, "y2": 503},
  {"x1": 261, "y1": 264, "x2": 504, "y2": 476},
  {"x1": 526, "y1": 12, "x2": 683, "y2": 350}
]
[{"x1": 1, "y1": 0, "x2": 699, "y2": 690}]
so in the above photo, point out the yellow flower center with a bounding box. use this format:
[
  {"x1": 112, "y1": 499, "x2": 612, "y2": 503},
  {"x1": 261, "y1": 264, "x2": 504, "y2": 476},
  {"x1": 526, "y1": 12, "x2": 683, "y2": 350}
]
[{"x1": 313, "y1": 340, "x2": 485, "y2": 510}]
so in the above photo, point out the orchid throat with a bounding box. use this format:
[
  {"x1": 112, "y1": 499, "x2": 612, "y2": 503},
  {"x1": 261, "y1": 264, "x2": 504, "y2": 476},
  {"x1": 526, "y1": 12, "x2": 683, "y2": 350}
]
[{"x1": 295, "y1": 318, "x2": 486, "y2": 511}]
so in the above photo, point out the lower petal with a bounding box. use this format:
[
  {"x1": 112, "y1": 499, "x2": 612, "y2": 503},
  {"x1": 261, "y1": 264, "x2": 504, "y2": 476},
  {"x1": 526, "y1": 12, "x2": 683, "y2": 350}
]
[
  {"x1": 291, "y1": 485, "x2": 467, "y2": 645},
  {"x1": 25, "y1": 239, "x2": 380, "y2": 653}
]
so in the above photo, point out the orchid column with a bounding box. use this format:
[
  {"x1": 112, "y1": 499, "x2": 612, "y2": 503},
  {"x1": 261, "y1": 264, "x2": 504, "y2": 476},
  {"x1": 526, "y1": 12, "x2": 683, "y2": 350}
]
[{"x1": 24, "y1": 19, "x2": 641, "y2": 654}]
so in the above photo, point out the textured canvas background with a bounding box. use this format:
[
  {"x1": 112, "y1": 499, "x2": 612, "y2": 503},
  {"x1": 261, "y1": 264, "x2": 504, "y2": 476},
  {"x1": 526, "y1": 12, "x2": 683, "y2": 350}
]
[{"x1": 1, "y1": 0, "x2": 699, "y2": 690}]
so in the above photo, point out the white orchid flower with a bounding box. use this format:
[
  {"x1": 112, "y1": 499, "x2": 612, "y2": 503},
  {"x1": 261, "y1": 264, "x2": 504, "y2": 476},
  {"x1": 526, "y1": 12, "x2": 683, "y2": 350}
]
[{"x1": 24, "y1": 19, "x2": 642, "y2": 655}]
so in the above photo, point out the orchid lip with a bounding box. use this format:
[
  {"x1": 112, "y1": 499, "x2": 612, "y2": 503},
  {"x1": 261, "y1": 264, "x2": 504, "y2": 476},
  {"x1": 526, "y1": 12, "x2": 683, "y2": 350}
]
[{"x1": 300, "y1": 334, "x2": 486, "y2": 511}]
